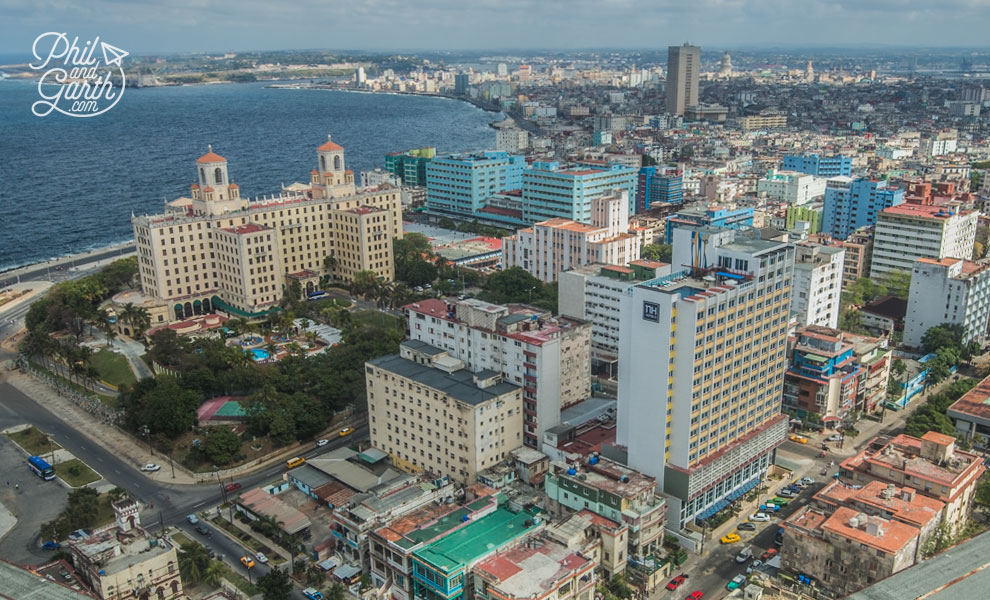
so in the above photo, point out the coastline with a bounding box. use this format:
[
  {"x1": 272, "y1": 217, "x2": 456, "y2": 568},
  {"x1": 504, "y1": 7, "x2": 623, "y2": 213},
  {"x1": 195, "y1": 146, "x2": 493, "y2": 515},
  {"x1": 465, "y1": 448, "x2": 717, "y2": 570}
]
[{"x1": 0, "y1": 241, "x2": 136, "y2": 285}]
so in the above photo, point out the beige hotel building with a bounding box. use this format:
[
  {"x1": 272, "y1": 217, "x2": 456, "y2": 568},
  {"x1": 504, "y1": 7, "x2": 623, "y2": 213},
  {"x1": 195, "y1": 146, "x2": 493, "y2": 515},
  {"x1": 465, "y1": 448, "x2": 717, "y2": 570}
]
[{"x1": 131, "y1": 135, "x2": 401, "y2": 322}]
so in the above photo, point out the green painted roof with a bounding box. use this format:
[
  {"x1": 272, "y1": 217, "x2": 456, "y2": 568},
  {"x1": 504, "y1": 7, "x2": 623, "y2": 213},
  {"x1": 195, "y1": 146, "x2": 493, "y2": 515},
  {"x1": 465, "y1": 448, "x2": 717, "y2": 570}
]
[
  {"x1": 215, "y1": 401, "x2": 246, "y2": 417},
  {"x1": 413, "y1": 507, "x2": 540, "y2": 573},
  {"x1": 397, "y1": 507, "x2": 472, "y2": 550}
]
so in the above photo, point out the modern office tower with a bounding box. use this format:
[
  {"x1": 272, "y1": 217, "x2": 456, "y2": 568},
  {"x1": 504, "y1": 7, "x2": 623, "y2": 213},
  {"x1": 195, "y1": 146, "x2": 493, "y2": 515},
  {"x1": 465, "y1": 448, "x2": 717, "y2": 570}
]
[
  {"x1": 666, "y1": 43, "x2": 700, "y2": 116},
  {"x1": 503, "y1": 191, "x2": 641, "y2": 282},
  {"x1": 385, "y1": 147, "x2": 435, "y2": 186},
  {"x1": 558, "y1": 260, "x2": 671, "y2": 375},
  {"x1": 366, "y1": 341, "x2": 523, "y2": 484},
  {"x1": 781, "y1": 154, "x2": 852, "y2": 178},
  {"x1": 903, "y1": 258, "x2": 990, "y2": 349},
  {"x1": 822, "y1": 177, "x2": 904, "y2": 240},
  {"x1": 131, "y1": 137, "x2": 401, "y2": 322},
  {"x1": 425, "y1": 151, "x2": 525, "y2": 218},
  {"x1": 790, "y1": 242, "x2": 845, "y2": 329},
  {"x1": 454, "y1": 72, "x2": 469, "y2": 95},
  {"x1": 522, "y1": 160, "x2": 638, "y2": 223},
  {"x1": 637, "y1": 166, "x2": 683, "y2": 212},
  {"x1": 871, "y1": 204, "x2": 976, "y2": 281},
  {"x1": 403, "y1": 299, "x2": 591, "y2": 450},
  {"x1": 664, "y1": 204, "x2": 754, "y2": 243},
  {"x1": 616, "y1": 228, "x2": 793, "y2": 537}
]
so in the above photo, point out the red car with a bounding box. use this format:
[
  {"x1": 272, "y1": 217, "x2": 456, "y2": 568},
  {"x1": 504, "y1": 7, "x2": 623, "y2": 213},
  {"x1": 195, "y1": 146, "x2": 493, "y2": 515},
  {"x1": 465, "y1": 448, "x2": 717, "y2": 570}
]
[
  {"x1": 761, "y1": 548, "x2": 778, "y2": 561},
  {"x1": 666, "y1": 574, "x2": 688, "y2": 591},
  {"x1": 224, "y1": 482, "x2": 242, "y2": 492},
  {"x1": 685, "y1": 592, "x2": 703, "y2": 600}
]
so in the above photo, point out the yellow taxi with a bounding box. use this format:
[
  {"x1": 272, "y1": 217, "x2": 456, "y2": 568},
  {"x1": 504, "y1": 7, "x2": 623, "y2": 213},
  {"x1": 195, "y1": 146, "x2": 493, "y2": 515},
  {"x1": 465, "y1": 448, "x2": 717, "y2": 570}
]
[
  {"x1": 339, "y1": 427, "x2": 355, "y2": 437},
  {"x1": 720, "y1": 532, "x2": 741, "y2": 544},
  {"x1": 240, "y1": 555, "x2": 255, "y2": 568},
  {"x1": 789, "y1": 434, "x2": 808, "y2": 444}
]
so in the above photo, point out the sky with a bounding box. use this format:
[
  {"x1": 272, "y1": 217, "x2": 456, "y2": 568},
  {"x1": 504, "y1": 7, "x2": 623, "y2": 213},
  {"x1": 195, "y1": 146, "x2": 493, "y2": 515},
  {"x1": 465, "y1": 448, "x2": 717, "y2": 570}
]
[{"x1": 1, "y1": 0, "x2": 989, "y2": 56}]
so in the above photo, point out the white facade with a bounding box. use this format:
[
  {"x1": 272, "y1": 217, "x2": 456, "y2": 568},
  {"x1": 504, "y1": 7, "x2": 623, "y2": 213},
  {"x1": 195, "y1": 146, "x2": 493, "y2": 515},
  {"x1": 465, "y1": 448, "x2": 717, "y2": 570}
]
[
  {"x1": 903, "y1": 258, "x2": 990, "y2": 348},
  {"x1": 404, "y1": 298, "x2": 591, "y2": 450},
  {"x1": 790, "y1": 243, "x2": 845, "y2": 329},
  {"x1": 503, "y1": 191, "x2": 641, "y2": 282},
  {"x1": 495, "y1": 127, "x2": 530, "y2": 153},
  {"x1": 617, "y1": 229, "x2": 792, "y2": 533},
  {"x1": 871, "y1": 205, "x2": 977, "y2": 281},
  {"x1": 757, "y1": 171, "x2": 827, "y2": 205},
  {"x1": 921, "y1": 137, "x2": 958, "y2": 157},
  {"x1": 558, "y1": 261, "x2": 671, "y2": 366}
]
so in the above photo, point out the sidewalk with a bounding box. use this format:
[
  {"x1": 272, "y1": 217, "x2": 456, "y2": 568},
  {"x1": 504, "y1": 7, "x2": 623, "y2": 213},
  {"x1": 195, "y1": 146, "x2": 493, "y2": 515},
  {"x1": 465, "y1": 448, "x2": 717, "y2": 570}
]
[
  {"x1": 0, "y1": 282, "x2": 52, "y2": 317},
  {"x1": 221, "y1": 512, "x2": 292, "y2": 565}
]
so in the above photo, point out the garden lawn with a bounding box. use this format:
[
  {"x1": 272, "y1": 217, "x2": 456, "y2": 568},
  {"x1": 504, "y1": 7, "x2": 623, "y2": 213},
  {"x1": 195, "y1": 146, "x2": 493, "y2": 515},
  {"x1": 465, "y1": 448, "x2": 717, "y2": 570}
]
[
  {"x1": 55, "y1": 459, "x2": 102, "y2": 487},
  {"x1": 5, "y1": 426, "x2": 61, "y2": 455},
  {"x1": 89, "y1": 348, "x2": 137, "y2": 388}
]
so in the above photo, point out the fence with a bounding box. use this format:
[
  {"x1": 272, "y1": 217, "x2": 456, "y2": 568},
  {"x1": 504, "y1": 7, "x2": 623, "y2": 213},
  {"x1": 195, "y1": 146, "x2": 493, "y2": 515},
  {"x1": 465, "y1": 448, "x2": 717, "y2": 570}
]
[{"x1": 17, "y1": 355, "x2": 123, "y2": 425}]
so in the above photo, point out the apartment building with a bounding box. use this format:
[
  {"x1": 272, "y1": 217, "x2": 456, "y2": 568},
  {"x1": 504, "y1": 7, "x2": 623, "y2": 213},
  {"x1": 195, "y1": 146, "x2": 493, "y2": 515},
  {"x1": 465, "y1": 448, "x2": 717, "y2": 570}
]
[
  {"x1": 473, "y1": 536, "x2": 596, "y2": 600},
  {"x1": 871, "y1": 204, "x2": 977, "y2": 281},
  {"x1": 68, "y1": 500, "x2": 183, "y2": 600},
  {"x1": 425, "y1": 151, "x2": 526, "y2": 218},
  {"x1": 781, "y1": 506, "x2": 921, "y2": 596},
  {"x1": 544, "y1": 456, "x2": 666, "y2": 561},
  {"x1": 366, "y1": 341, "x2": 523, "y2": 485},
  {"x1": 841, "y1": 227, "x2": 874, "y2": 288},
  {"x1": 617, "y1": 229, "x2": 793, "y2": 537},
  {"x1": 839, "y1": 432, "x2": 986, "y2": 531},
  {"x1": 637, "y1": 166, "x2": 683, "y2": 212},
  {"x1": 781, "y1": 154, "x2": 852, "y2": 177},
  {"x1": 521, "y1": 161, "x2": 638, "y2": 223},
  {"x1": 822, "y1": 177, "x2": 904, "y2": 240},
  {"x1": 738, "y1": 114, "x2": 788, "y2": 131},
  {"x1": 784, "y1": 327, "x2": 862, "y2": 422},
  {"x1": 790, "y1": 242, "x2": 844, "y2": 328},
  {"x1": 132, "y1": 138, "x2": 401, "y2": 321},
  {"x1": 558, "y1": 261, "x2": 671, "y2": 374},
  {"x1": 664, "y1": 204, "x2": 754, "y2": 243},
  {"x1": 947, "y1": 373, "x2": 990, "y2": 449},
  {"x1": 403, "y1": 298, "x2": 591, "y2": 449},
  {"x1": 385, "y1": 147, "x2": 435, "y2": 187},
  {"x1": 503, "y1": 191, "x2": 642, "y2": 282},
  {"x1": 903, "y1": 257, "x2": 990, "y2": 348},
  {"x1": 757, "y1": 170, "x2": 827, "y2": 205},
  {"x1": 494, "y1": 127, "x2": 529, "y2": 153}
]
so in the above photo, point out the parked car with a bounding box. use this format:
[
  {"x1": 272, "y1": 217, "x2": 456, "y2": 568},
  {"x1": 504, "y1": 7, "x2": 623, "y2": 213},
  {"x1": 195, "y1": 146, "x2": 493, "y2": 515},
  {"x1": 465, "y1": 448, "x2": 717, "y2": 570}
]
[
  {"x1": 666, "y1": 574, "x2": 688, "y2": 590},
  {"x1": 255, "y1": 552, "x2": 268, "y2": 564},
  {"x1": 788, "y1": 434, "x2": 808, "y2": 444},
  {"x1": 735, "y1": 546, "x2": 753, "y2": 563},
  {"x1": 720, "y1": 532, "x2": 741, "y2": 544},
  {"x1": 737, "y1": 522, "x2": 757, "y2": 531},
  {"x1": 772, "y1": 497, "x2": 790, "y2": 506},
  {"x1": 316, "y1": 439, "x2": 329, "y2": 447},
  {"x1": 759, "y1": 504, "x2": 781, "y2": 513},
  {"x1": 195, "y1": 524, "x2": 211, "y2": 536},
  {"x1": 240, "y1": 555, "x2": 255, "y2": 568},
  {"x1": 141, "y1": 463, "x2": 161, "y2": 472},
  {"x1": 746, "y1": 559, "x2": 764, "y2": 574},
  {"x1": 777, "y1": 489, "x2": 796, "y2": 498},
  {"x1": 303, "y1": 589, "x2": 325, "y2": 600},
  {"x1": 685, "y1": 592, "x2": 703, "y2": 600},
  {"x1": 186, "y1": 514, "x2": 199, "y2": 525},
  {"x1": 458, "y1": 294, "x2": 467, "y2": 300},
  {"x1": 750, "y1": 512, "x2": 772, "y2": 522},
  {"x1": 799, "y1": 477, "x2": 815, "y2": 486},
  {"x1": 206, "y1": 546, "x2": 215, "y2": 558},
  {"x1": 826, "y1": 434, "x2": 843, "y2": 442},
  {"x1": 42, "y1": 541, "x2": 60, "y2": 550},
  {"x1": 224, "y1": 482, "x2": 242, "y2": 492},
  {"x1": 727, "y1": 575, "x2": 747, "y2": 591},
  {"x1": 761, "y1": 548, "x2": 779, "y2": 561},
  {"x1": 338, "y1": 427, "x2": 355, "y2": 437}
]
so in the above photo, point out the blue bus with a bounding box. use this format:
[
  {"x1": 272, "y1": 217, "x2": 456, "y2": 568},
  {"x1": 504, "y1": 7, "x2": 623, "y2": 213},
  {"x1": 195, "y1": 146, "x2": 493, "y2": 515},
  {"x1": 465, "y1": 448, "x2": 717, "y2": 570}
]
[{"x1": 28, "y1": 455, "x2": 55, "y2": 480}]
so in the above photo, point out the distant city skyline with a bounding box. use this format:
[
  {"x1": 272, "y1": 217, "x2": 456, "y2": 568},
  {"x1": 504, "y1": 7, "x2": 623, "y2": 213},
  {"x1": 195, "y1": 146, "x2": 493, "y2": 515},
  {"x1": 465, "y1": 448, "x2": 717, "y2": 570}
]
[{"x1": 2, "y1": 0, "x2": 990, "y2": 55}]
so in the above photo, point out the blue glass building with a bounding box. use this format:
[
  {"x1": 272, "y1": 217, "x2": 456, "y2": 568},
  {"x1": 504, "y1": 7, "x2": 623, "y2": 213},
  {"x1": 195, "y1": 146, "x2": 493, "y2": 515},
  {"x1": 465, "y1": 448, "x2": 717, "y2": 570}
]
[
  {"x1": 782, "y1": 154, "x2": 852, "y2": 177},
  {"x1": 822, "y1": 177, "x2": 904, "y2": 240},
  {"x1": 637, "y1": 166, "x2": 683, "y2": 212},
  {"x1": 425, "y1": 152, "x2": 525, "y2": 218}
]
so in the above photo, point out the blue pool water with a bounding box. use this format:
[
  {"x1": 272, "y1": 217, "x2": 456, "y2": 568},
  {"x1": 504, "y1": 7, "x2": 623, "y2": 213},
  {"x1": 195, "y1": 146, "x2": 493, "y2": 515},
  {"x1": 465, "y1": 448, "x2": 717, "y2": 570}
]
[{"x1": 249, "y1": 348, "x2": 271, "y2": 361}]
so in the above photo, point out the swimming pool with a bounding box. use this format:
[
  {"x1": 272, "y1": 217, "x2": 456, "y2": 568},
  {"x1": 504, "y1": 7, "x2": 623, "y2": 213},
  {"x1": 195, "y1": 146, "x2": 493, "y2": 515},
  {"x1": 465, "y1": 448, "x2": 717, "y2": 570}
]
[{"x1": 249, "y1": 348, "x2": 271, "y2": 361}]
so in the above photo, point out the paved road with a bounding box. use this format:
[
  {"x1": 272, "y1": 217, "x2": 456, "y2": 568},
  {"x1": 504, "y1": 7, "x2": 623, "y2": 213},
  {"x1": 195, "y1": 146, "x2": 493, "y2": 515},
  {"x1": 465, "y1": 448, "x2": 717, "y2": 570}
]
[
  {"x1": 0, "y1": 245, "x2": 135, "y2": 290},
  {"x1": 0, "y1": 379, "x2": 365, "y2": 563}
]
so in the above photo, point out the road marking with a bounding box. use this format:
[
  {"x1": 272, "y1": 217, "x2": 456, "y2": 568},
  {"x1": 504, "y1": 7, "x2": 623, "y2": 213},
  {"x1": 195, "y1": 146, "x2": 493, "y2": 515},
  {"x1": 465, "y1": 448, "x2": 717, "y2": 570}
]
[{"x1": 193, "y1": 500, "x2": 209, "y2": 508}]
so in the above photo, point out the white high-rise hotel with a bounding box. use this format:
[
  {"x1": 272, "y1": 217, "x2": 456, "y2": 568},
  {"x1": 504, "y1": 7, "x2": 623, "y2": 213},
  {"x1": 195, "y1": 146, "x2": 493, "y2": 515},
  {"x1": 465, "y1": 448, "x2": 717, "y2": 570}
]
[{"x1": 617, "y1": 227, "x2": 792, "y2": 538}]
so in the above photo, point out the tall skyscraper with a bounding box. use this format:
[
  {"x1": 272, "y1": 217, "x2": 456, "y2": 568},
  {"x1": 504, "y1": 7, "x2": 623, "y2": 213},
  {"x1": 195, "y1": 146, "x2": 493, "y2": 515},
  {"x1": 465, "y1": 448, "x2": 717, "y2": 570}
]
[
  {"x1": 666, "y1": 43, "x2": 700, "y2": 115},
  {"x1": 616, "y1": 227, "x2": 792, "y2": 535}
]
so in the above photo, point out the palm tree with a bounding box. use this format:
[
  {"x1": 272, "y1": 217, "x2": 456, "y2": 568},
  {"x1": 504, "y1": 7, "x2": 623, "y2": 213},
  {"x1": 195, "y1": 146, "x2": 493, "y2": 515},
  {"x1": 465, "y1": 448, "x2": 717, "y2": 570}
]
[
  {"x1": 178, "y1": 542, "x2": 210, "y2": 584},
  {"x1": 323, "y1": 251, "x2": 339, "y2": 281},
  {"x1": 202, "y1": 560, "x2": 224, "y2": 587}
]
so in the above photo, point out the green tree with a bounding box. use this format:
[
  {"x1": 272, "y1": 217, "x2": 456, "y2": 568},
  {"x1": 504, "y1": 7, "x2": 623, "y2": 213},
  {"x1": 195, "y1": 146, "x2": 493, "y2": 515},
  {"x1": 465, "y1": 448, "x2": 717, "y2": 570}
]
[
  {"x1": 975, "y1": 473, "x2": 990, "y2": 512},
  {"x1": 257, "y1": 567, "x2": 293, "y2": 600},
  {"x1": 922, "y1": 323, "x2": 965, "y2": 355},
  {"x1": 641, "y1": 243, "x2": 673, "y2": 263},
  {"x1": 885, "y1": 269, "x2": 912, "y2": 300},
  {"x1": 327, "y1": 583, "x2": 347, "y2": 600},
  {"x1": 178, "y1": 542, "x2": 211, "y2": 585},
  {"x1": 921, "y1": 521, "x2": 955, "y2": 558},
  {"x1": 203, "y1": 426, "x2": 243, "y2": 465}
]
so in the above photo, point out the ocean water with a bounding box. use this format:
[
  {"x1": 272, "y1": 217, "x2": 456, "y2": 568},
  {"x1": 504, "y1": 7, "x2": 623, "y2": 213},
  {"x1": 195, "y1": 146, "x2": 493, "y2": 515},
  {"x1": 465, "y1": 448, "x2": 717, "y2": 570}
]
[{"x1": 0, "y1": 79, "x2": 500, "y2": 271}]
